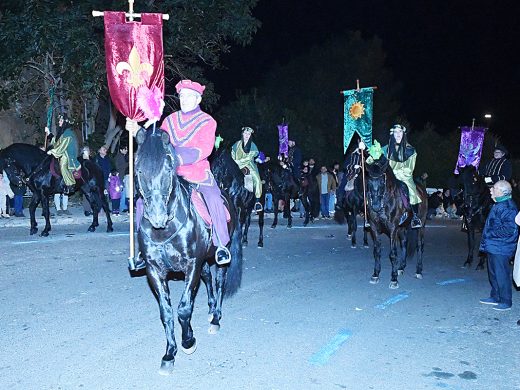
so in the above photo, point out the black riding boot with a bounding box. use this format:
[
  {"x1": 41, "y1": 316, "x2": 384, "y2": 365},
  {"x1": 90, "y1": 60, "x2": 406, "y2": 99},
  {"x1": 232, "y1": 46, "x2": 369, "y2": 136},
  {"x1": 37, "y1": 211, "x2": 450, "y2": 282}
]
[{"x1": 411, "y1": 204, "x2": 422, "y2": 229}]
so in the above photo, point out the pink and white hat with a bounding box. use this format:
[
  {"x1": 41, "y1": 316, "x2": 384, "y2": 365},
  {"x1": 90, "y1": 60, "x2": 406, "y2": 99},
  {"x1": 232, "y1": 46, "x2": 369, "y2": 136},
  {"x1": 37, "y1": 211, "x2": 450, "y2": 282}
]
[{"x1": 175, "y1": 79, "x2": 206, "y2": 95}]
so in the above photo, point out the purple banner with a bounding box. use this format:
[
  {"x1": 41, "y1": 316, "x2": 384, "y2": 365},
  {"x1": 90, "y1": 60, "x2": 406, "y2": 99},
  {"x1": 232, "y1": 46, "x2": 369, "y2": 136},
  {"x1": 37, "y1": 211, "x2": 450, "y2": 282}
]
[
  {"x1": 454, "y1": 126, "x2": 486, "y2": 174},
  {"x1": 278, "y1": 124, "x2": 289, "y2": 158}
]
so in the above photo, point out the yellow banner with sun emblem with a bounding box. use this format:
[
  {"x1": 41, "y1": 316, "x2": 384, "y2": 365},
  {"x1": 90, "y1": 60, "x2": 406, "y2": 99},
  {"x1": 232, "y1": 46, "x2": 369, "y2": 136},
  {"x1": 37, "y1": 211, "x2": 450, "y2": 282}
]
[{"x1": 343, "y1": 87, "x2": 374, "y2": 153}]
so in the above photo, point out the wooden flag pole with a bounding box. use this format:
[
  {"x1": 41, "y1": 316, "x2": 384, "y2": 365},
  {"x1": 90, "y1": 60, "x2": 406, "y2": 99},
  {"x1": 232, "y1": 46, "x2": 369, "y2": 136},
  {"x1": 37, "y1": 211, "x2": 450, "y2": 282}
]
[
  {"x1": 92, "y1": 1, "x2": 169, "y2": 270},
  {"x1": 361, "y1": 144, "x2": 369, "y2": 228}
]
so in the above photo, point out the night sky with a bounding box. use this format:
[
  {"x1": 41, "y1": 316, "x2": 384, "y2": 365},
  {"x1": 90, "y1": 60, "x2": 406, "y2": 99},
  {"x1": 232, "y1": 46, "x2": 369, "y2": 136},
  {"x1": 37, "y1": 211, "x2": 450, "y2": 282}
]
[{"x1": 213, "y1": 0, "x2": 520, "y2": 153}]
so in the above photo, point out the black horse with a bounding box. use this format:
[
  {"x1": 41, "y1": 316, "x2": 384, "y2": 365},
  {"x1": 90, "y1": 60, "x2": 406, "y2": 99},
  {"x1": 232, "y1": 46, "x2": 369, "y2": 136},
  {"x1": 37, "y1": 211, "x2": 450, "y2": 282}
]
[
  {"x1": 334, "y1": 172, "x2": 369, "y2": 248},
  {"x1": 299, "y1": 170, "x2": 320, "y2": 226},
  {"x1": 457, "y1": 165, "x2": 491, "y2": 270},
  {"x1": 0, "y1": 143, "x2": 112, "y2": 236},
  {"x1": 365, "y1": 155, "x2": 427, "y2": 288},
  {"x1": 211, "y1": 147, "x2": 266, "y2": 247},
  {"x1": 266, "y1": 163, "x2": 305, "y2": 228},
  {"x1": 134, "y1": 129, "x2": 242, "y2": 375}
]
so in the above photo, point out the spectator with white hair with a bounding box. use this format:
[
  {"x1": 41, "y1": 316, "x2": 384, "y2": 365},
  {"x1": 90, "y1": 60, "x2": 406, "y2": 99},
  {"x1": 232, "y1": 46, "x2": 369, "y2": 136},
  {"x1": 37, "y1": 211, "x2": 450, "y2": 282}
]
[{"x1": 479, "y1": 180, "x2": 518, "y2": 311}]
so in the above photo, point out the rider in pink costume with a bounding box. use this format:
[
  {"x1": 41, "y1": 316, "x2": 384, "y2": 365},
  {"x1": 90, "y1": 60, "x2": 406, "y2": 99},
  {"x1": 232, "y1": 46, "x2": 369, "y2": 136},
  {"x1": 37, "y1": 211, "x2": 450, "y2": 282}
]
[{"x1": 160, "y1": 79, "x2": 231, "y2": 265}]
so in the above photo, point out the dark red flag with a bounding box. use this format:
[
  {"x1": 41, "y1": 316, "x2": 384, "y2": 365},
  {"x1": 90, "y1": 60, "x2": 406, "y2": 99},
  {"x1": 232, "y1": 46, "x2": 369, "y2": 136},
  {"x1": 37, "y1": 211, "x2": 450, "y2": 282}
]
[{"x1": 103, "y1": 12, "x2": 164, "y2": 121}]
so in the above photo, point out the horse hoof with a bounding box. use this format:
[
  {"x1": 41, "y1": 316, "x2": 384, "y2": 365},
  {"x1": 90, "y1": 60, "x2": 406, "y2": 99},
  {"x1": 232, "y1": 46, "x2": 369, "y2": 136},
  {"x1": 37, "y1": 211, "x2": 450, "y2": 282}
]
[
  {"x1": 351, "y1": 245, "x2": 356, "y2": 249},
  {"x1": 397, "y1": 269, "x2": 404, "y2": 276},
  {"x1": 475, "y1": 265, "x2": 484, "y2": 271},
  {"x1": 257, "y1": 243, "x2": 263, "y2": 248},
  {"x1": 30, "y1": 228, "x2": 38, "y2": 235},
  {"x1": 158, "y1": 358, "x2": 175, "y2": 376},
  {"x1": 242, "y1": 242, "x2": 248, "y2": 248},
  {"x1": 347, "y1": 234, "x2": 352, "y2": 240},
  {"x1": 363, "y1": 245, "x2": 370, "y2": 249},
  {"x1": 287, "y1": 225, "x2": 292, "y2": 229},
  {"x1": 208, "y1": 324, "x2": 220, "y2": 334},
  {"x1": 370, "y1": 277, "x2": 380, "y2": 284},
  {"x1": 107, "y1": 226, "x2": 114, "y2": 233},
  {"x1": 415, "y1": 273, "x2": 423, "y2": 279},
  {"x1": 389, "y1": 281, "x2": 399, "y2": 289},
  {"x1": 462, "y1": 262, "x2": 470, "y2": 269},
  {"x1": 303, "y1": 223, "x2": 308, "y2": 227},
  {"x1": 271, "y1": 225, "x2": 276, "y2": 229},
  {"x1": 40, "y1": 231, "x2": 49, "y2": 237},
  {"x1": 181, "y1": 339, "x2": 197, "y2": 355},
  {"x1": 88, "y1": 226, "x2": 96, "y2": 232}
]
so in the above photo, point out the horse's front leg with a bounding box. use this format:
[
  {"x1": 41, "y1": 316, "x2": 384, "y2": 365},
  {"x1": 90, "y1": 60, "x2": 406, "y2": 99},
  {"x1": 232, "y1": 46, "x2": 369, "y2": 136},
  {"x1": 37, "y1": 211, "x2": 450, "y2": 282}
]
[
  {"x1": 416, "y1": 227, "x2": 425, "y2": 278},
  {"x1": 257, "y1": 205, "x2": 265, "y2": 248},
  {"x1": 463, "y1": 222, "x2": 474, "y2": 268},
  {"x1": 389, "y1": 232, "x2": 399, "y2": 289},
  {"x1": 369, "y1": 228, "x2": 382, "y2": 284},
  {"x1": 363, "y1": 224, "x2": 369, "y2": 248},
  {"x1": 351, "y1": 212, "x2": 358, "y2": 248},
  {"x1": 242, "y1": 209, "x2": 251, "y2": 247},
  {"x1": 101, "y1": 191, "x2": 113, "y2": 232},
  {"x1": 28, "y1": 195, "x2": 40, "y2": 235},
  {"x1": 40, "y1": 194, "x2": 52, "y2": 237},
  {"x1": 200, "y1": 262, "x2": 217, "y2": 324},
  {"x1": 146, "y1": 265, "x2": 177, "y2": 375},
  {"x1": 177, "y1": 260, "x2": 201, "y2": 357},
  {"x1": 271, "y1": 196, "x2": 279, "y2": 228},
  {"x1": 286, "y1": 195, "x2": 293, "y2": 228},
  {"x1": 398, "y1": 229, "x2": 407, "y2": 275}
]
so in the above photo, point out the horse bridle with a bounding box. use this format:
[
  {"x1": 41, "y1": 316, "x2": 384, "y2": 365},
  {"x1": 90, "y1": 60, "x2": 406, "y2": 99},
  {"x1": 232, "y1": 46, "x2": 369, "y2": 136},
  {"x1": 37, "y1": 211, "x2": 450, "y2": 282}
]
[{"x1": 367, "y1": 172, "x2": 387, "y2": 211}]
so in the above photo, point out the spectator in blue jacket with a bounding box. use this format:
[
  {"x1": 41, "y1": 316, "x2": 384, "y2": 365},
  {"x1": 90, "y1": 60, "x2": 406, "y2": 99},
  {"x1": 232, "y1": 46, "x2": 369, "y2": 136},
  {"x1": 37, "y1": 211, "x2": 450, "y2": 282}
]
[{"x1": 479, "y1": 180, "x2": 518, "y2": 311}]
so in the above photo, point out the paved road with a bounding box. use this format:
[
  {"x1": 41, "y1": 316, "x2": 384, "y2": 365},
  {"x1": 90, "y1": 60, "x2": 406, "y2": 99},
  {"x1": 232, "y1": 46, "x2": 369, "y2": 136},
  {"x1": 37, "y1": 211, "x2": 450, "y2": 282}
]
[{"x1": 1, "y1": 209, "x2": 519, "y2": 390}]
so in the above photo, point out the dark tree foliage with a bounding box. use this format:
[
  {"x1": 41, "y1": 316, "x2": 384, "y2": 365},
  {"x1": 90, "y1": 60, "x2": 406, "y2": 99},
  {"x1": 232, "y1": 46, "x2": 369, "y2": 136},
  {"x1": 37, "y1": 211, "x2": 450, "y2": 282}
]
[{"x1": 0, "y1": 0, "x2": 259, "y2": 133}]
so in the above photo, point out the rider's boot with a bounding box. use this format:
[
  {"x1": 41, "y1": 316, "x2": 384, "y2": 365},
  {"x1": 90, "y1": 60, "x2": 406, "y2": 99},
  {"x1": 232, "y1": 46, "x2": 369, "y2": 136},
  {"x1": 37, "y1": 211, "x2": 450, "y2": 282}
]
[
  {"x1": 411, "y1": 204, "x2": 422, "y2": 229},
  {"x1": 128, "y1": 251, "x2": 146, "y2": 271},
  {"x1": 215, "y1": 246, "x2": 231, "y2": 265},
  {"x1": 398, "y1": 211, "x2": 410, "y2": 226},
  {"x1": 254, "y1": 199, "x2": 263, "y2": 213}
]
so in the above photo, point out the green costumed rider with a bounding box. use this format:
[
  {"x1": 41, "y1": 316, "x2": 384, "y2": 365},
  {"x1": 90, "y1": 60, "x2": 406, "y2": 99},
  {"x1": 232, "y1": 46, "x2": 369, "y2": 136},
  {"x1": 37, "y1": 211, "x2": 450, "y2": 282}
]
[
  {"x1": 367, "y1": 124, "x2": 422, "y2": 229},
  {"x1": 231, "y1": 126, "x2": 263, "y2": 212},
  {"x1": 45, "y1": 114, "x2": 81, "y2": 194}
]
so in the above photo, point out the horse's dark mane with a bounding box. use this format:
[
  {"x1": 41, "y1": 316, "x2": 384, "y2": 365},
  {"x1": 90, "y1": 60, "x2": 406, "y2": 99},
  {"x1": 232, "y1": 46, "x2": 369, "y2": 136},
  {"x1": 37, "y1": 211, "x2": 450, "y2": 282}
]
[
  {"x1": 367, "y1": 156, "x2": 399, "y2": 192},
  {"x1": 136, "y1": 130, "x2": 178, "y2": 178}
]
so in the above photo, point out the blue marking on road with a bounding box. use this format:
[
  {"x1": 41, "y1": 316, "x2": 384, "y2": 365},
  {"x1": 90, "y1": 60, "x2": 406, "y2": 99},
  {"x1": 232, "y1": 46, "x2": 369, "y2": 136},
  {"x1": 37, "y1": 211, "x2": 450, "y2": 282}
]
[
  {"x1": 375, "y1": 292, "x2": 410, "y2": 309},
  {"x1": 11, "y1": 232, "x2": 129, "y2": 245},
  {"x1": 309, "y1": 328, "x2": 352, "y2": 366},
  {"x1": 436, "y1": 278, "x2": 466, "y2": 286}
]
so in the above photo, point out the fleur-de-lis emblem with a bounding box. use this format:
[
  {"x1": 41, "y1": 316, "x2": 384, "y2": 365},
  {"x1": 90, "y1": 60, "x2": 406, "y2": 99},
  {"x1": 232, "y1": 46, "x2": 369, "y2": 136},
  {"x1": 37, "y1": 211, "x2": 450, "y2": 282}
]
[{"x1": 116, "y1": 46, "x2": 153, "y2": 88}]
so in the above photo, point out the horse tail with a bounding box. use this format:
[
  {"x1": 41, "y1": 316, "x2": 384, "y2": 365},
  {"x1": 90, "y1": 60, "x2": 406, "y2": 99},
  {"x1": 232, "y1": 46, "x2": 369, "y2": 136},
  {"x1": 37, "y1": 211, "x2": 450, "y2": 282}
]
[
  {"x1": 224, "y1": 223, "x2": 243, "y2": 298},
  {"x1": 406, "y1": 226, "x2": 418, "y2": 260}
]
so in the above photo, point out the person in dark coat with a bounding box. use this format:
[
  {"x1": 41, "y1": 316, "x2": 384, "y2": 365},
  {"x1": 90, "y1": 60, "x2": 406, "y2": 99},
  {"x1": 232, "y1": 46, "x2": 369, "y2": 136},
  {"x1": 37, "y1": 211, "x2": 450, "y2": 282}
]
[
  {"x1": 95, "y1": 145, "x2": 112, "y2": 187},
  {"x1": 114, "y1": 145, "x2": 129, "y2": 212},
  {"x1": 480, "y1": 144, "x2": 512, "y2": 186},
  {"x1": 427, "y1": 190, "x2": 442, "y2": 219},
  {"x1": 479, "y1": 180, "x2": 518, "y2": 311}
]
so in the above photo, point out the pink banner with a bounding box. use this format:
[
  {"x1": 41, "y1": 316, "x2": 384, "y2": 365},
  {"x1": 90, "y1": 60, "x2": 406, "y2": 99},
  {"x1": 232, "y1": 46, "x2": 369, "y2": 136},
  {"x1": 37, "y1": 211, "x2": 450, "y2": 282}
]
[{"x1": 103, "y1": 12, "x2": 164, "y2": 121}]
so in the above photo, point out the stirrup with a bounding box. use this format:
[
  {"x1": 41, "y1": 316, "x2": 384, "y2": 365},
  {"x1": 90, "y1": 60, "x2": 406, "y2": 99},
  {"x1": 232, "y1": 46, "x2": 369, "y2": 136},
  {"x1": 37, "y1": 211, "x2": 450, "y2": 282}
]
[
  {"x1": 411, "y1": 216, "x2": 422, "y2": 229},
  {"x1": 128, "y1": 252, "x2": 146, "y2": 271},
  {"x1": 215, "y1": 246, "x2": 231, "y2": 265},
  {"x1": 254, "y1": 202, "x2": 263, "y2": 212}
]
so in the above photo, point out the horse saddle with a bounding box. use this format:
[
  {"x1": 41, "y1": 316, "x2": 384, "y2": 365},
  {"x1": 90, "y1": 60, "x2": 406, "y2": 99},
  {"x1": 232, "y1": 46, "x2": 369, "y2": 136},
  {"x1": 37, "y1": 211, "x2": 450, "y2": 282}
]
[
  {"x1": 50, "y1": 158, "x2": 82, "y2": 180},
  {"x1": 191, "y1": 189, "x2": 231, "y2": 227}
]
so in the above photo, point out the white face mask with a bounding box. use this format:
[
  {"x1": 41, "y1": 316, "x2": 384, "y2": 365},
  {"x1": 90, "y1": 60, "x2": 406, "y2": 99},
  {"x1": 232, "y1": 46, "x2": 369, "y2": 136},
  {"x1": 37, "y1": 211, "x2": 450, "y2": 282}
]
[{"x1": 179, "y1": 89, "x2": 201, "y2": 113}]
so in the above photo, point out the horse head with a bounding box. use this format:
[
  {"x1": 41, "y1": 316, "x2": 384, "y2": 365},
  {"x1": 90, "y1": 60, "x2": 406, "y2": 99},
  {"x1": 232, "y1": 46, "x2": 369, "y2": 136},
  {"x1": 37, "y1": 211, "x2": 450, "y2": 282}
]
[
  {"x1": 1, "y1": 157, "x2": 26, "y2": 188},
  {"x1": 366, "y1": 156, "x2": 389, "y2": 212},
  {"x1": 135, "y1": 128, "x2": 177, "y2": 229}
]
